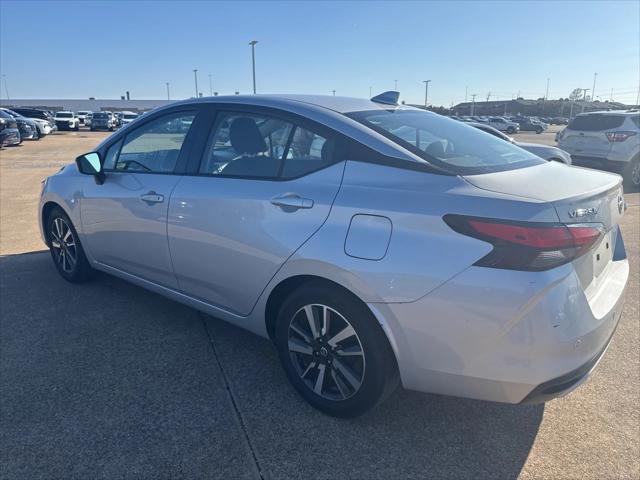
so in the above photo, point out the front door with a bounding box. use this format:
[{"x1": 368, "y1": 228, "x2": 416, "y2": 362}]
[
  {"x1": 81, "y1": 109, "x2": 199, "y2": 289},
  {"x1": 168, "y1": 110, "x2": 344, "y2": 316}
]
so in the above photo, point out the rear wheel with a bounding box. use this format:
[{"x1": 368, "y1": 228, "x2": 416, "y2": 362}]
[
  {"x1": 624, "y1": 156, "x2": 640, "y2": 189},
  {"x1": 275, "y1": 282, "x2": 398, "y2": 418},
  {"x1": 536, "y1": 127, "x2": 543, "y2": 134},
  {"x1": 46, "y1": 207, "x2": 93, "y2": 283},
  {"x1": 506, "y1": 126, "x2": 515, "y2": 134}
]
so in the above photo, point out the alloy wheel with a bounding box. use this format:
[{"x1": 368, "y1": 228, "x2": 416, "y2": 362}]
[
  {"x1": 50, "y1": 217, "x2": 77, "y2": 273},
  {"x1": 287, "y1": 304, "x2": 365, "y2": 401},
  {"x1": 632, "y1": 161, "x2": 640, "y2": 186}
]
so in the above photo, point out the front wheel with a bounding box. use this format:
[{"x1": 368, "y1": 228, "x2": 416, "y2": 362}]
[
  {"x1": 506, "y1": 127, "x2": 515, "y2": 134},
  {"x1": 275, "y1": 282, "x2": 398, "y2": 418},
  {"x1": 46, "y1": 207, "x2": 93, "y2": 283},
  {"x1": 536, "y1": 127, "x2": 543, "y2": 134}
]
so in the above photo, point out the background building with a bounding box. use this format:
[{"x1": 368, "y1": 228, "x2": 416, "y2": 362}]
[{"x1": 0, "y1": 98, "x2": 173, "y2": 113}]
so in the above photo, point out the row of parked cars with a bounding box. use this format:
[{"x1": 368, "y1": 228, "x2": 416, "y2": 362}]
[
  {"x1": 451, "y1": 115, "x2": 551, "y2": 134},
  {"x1": 0, "y1": 108, "x2": 142, "y2": 147}
]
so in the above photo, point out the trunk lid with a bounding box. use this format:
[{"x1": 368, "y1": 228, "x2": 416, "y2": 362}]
[
  {"x1": 558, "y1": 113, "x2": 625, "y2": 157},
  {"x1": 463, "y1": 162, "x2": 624, "y2": 230}
]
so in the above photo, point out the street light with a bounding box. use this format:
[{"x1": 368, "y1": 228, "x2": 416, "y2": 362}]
[
  {"x1": 2, "y1": 74, "x2": 9, "y2": 100},
  {"x1": 394, "y1": 79, "x2": 398, "y2": 90},
  {"x1": 422, "y1": 80, "x2": 431, "y2": 109},
  {"x1": 209, "y1": 74, "x2": 213, "y2": 96},
  {"x1": 545, "y1": 77, "x2": 550, "y2": 100},
  {"x1": 166, "y1": 82, "x2": 170, "y2": 101},
  {"x1": 591, "y1": 73, "x2": 598, "y2": 103},
  {"x1": 193, "y1": 69, "x2": 199, "y2": 98},
  {"x1": 332, "y1": 90, "x2": 336, "y2": 96},
  {"x1": 249, "y1": 40, "x2": 258, "y2": 94},
  {"x1": 369, "y1": 86, "x2": 372, "y2": 97},
  {"x1": 470, "y1": 93, "x2": 477, "y2": 115}
]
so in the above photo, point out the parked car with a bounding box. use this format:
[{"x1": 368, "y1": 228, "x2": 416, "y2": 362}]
[
  {"x1": 0, "y1": 107, "x2": 39, "y2": 140},
  {"x1": 514, "y1": 117, "x2": 546, "y2": 134},
  {"x1": 3, "y1": 107, "x2": 55, "y2": 137},
  {"x1": 0, "y1": 109, "x2": 20, "y2": 146},
  {"x1": 113, "y1": 112, "x2": 123, "y2": 128},
  {"x1": 76, "y1": 111, "x2": 92, "y2": 126},
  {"x1": 54, "y1": 111, "x2": 80, "y2": 131},
  {"x1": 469, "y1": 122, "x2": 571, "y2": 164},
  {"x1": 559, "y1": 110, "x2": 640, "y2": 187},
  {"x1": 486, "y1": 117, "x2": 520, "y2": 134},
  {"x1": 85, "y1": 112, "x2": 93, "y2": 128},
  {"x1": 551, "y1": 117, "x2": 569, "y2": 125},
  {"x1": 11, "y1": 107, "x2": 56, "y2": 127},
  {"x1": 40, "y1": 93, "x2": 628, "y2": 417},
  {"x1": 89, "y1": 111, "x2": 116, "y2": 131},
  {"x1": 120, "y1": 111, "x2": 139, "y2": 126}
]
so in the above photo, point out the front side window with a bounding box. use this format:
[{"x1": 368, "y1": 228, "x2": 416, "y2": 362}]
[
  {"x1": 199, "y1": 112, "x2": 336, "y2": 179},
  {"x1": 113, "y1": 112, "x2": 195, "y2": 173},
  {"x1": 348, "y1": 109, "x2": 544, "y2": 175}
]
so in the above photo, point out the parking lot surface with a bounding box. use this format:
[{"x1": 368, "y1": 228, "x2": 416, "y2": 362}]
[{"x1": 1, "y1": 129, "x2": 639, "y2": 479}]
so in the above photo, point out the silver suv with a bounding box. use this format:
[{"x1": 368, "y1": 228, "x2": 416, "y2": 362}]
[{"x1": 559, "y1": 110, "x2": 640, "y2": 187}]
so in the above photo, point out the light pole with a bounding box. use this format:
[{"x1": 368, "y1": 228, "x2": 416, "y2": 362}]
[
  {"x1": 2, "y1": 74, "x2": 9, "y2": 100},
  {"x1": 369, "y1": 86, "x2": 372, "y2": 97},
  {"x1": 249, "y1": 40, "x2": 258, "y2": 94},
  {"x1": 422, "y1": 80, "x2": 431, "y2": 109},
  {"x1": 545, "y1": 77, "x2": 550, "y2": 100},
  {"x1": 394, "y1": 79, "x2": 398, "y2": 90},
  {"x1": 193, "y1": 69, "x2": 199, "y2": 98},
  {"x1": 470, "y1": 93, "x2": 477, "y2": 115},
  {"x1": 332, "y1": 90, "x2": 336, "y2": 96},
  {"x1": 166, "y1": 82, "x2": 170, "y2": 101},
  {"x1": 209, "y1": 74, "x2": 213, "y2": 96},
  {"x1": 581, "y1": 88, "x2": 590, "y2": 113},
  {"x1": 591, "y1": 73, "x2": 598, "y2": 103}
]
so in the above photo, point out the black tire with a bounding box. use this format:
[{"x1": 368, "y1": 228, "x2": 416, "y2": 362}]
[
  {"x1": 536, "y1": 127, "x2": 543, "y2": 134},
  {"x1": 90, "y1": 127, "x2": 95, "y2": 131},
  {"x1": 46, "y1": 207, "x2": 93, "y2": 283},
  {"x1": 623, "y1": 156, "x2": 640, "y2": 189},
  {"x1": 33, "y1": 129, "x2": 41, "y2": 140},
  {"x1": 74, "y1": 124, "x2": 79, "y2": 131},
  {"x1": 275, "y1": 282, "x2": 399, "y2": 418},
  {"x1": 109, "y1": 126, "x2": 114, "y2": 131},
  {"x1": 506, "y1": 127, "x2": 515, "y2": 134}
]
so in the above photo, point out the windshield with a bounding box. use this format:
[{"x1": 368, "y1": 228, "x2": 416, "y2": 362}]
[
  {"x1": 347, "y1": 109, "x2": 544, "y2": 175},
  {"x1": 56, "y1": 112, "x2": 73, "y2": 118},
  {"x1": 123, "y1": 114, "x2": 137, "y2": 119},
  {"x1": 93, "y1": 112, "x2": 108, "y2": 119}
]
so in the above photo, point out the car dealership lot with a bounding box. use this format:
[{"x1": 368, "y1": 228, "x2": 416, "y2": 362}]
[{"x1": 1, "y1": 131, "x2": 638, "y2": 478}]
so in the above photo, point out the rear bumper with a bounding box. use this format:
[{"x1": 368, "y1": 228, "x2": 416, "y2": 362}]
[
  {"x1": 369, "y1": 251, "x2": 628, "y2": 404},
  {"x1": 0, "y1": 129, "x2": 21, "y2": 146}
]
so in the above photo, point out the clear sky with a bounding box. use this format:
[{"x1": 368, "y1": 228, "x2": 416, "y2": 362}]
[{"x1": 1, "y1": 0, "x2": 638, "y2": 106}]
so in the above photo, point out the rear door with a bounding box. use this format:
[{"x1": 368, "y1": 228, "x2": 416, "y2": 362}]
[
  {"x1": 167, "y1": 107, "x2": 345, "y2": 316},
  {"x1": 81, "y1": 107, "x2": 202, "y2": 288},
  {"x1": 560, "y1": 113, "x2": 624, "y2": 157}
]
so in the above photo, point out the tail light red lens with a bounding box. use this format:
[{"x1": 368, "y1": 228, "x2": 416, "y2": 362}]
[
  {"x1": 605, "y1": 131, "x2": 637, "y2": 142},
  {"x1": 444, "y1": 215, "x2": 604, "y2": 271}
]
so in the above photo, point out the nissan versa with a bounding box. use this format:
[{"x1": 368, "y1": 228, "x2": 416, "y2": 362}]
[{"x1": 39, "y1": 93, "x2": 629, "y2": 417}]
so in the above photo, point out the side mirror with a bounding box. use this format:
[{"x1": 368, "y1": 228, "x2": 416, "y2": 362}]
[{"x1": 76, "y1": 152, "x2": 105, "y2": 184}]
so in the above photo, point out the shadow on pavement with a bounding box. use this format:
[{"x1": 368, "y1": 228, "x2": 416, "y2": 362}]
[{"x1": 1, "y1": 251, "x2": 543, "y2": 479}]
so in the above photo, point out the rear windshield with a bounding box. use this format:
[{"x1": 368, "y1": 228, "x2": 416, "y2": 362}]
[
  {"x1": 347, "y1": 109, "x2": 544, "y2": 175},
  {"x1": 56, "y1": 112, "x2": 73, "y2": 118},
  {"x1": 93, "y1": 112, "x2": 108, "y2": 119},
  {"x1": 568, "y1": 114, "x2": 625, "y2": 131}
]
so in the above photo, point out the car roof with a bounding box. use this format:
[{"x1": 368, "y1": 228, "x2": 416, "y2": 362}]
[
  {"x1": 171, "y1": 93, "x2": 414, "y2": 115},
  {"x1": 576, "y1": 109, "x2": 639, "y2": 116}
]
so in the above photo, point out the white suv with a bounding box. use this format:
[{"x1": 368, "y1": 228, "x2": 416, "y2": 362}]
[
  {"x1": 559, "y1": 110, "x2": 640, "y2": 187},
  {"x1": 54, "y1": 111, "x2": 80, "y2": 131},
  {"x1": 487, "y1": 117, "x2": 520, "y2": 134}
]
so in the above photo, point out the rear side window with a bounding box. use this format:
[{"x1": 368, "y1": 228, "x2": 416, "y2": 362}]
[
  {"x1": 568, "y1": 114, "x2": 625, "y2": 131},
  {"x1": 113, "y1": 112, "x2": 195, "y2": 173},
  {"x1": 348, "y1": 109, "x2": 543, "y2": 175},
  {"x1": 199, "y1": 112, "x2": 335, "y2": 179},
  {"x1": 631, "y1": 116, "x2": 640, "y2": 128}
]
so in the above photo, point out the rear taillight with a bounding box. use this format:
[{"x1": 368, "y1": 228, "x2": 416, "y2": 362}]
[
  {"x1": 444, "y1": 215, "x2": 604, "y2": 271},
  {"x1": 605, "y1": 131, "x2": 637, "y2": 142}
]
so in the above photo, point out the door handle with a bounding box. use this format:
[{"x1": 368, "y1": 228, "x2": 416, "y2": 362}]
[
  {"x1": 140, "y1": 191, "x2": 164, "y2": 204},
  {"x1": 270, "y1": 194, "x2": 314, "y2": 210}
]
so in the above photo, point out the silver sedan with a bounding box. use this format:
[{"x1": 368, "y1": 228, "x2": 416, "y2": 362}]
[{"x1": 40, "y1": 93, "x2": 628, "y2": 417}]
